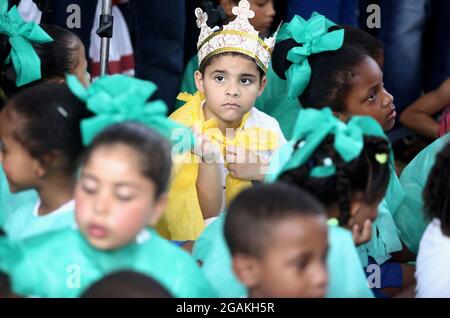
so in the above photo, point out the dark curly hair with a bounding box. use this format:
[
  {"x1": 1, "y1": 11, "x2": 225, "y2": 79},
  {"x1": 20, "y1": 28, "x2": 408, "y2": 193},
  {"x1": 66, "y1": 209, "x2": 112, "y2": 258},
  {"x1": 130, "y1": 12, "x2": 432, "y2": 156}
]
[
  {"x1": 277, "y1": 135, "x2": 391, "y2": 225},
  {"x1": 423, "y1": 141, "x2": 450, "y2": 234}
]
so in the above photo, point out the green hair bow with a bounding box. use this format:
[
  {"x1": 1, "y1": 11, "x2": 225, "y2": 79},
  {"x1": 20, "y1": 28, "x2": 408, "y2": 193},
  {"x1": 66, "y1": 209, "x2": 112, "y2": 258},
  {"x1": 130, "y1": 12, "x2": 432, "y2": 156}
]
[
  {"x1": 0, "y1": 2, "x2": 53, "y2": 86},
  {"x1": 66, "y1": 74, "x2": 194, "y2": 151},
  {"x1": 266, "y1": 107, "x2": 390, "y2": 182},
  {"x1": 276, "y1": 12, "x2": 344, "y2": 100}
]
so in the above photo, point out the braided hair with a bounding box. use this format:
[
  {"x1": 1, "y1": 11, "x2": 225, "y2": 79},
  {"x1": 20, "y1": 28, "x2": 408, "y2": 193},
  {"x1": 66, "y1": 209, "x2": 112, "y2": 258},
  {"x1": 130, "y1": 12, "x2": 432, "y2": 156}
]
[
  {"x1": 278, "y1": 135, "x2": 391, "y2": 225},
  {"x1": 423, "y1": 141, "x2": 450, "y2": 235}
]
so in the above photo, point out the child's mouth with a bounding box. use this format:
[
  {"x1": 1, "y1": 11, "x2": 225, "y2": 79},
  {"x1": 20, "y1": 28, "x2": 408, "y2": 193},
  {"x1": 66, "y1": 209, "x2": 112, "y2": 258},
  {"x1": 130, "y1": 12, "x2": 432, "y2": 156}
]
[
  {"x1": 223, "y1": 103, "x2": 240, "y2": 109},
  {"x1": 387, "y1": 108, "x2": 397, "y2": 121},
  {"x1": 88, "y1": 224, "x2": 108, "y2": 239}
]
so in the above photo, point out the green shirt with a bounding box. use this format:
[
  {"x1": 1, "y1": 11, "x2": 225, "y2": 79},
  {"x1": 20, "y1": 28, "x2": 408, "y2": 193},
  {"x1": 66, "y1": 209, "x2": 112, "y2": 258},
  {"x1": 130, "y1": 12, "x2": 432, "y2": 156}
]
[
  {"x1": 393, "y1": 134, "x2": 450, "y2": 254},
  {"x1": 0, "y1": 167, "x2": 38, "y2": 229},
  {"x1": 3, "y1": 198, "x2": 76, "y2": 241},
  {"x1": 0, "y1": 228, "x2": 216, "y2": 298}
]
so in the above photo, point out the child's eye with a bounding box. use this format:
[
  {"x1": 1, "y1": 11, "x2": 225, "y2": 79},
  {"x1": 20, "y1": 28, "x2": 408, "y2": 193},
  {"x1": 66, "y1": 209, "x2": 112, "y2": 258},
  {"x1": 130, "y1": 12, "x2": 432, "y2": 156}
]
[
  {"x1": 215, "y1": 75, "x2": 225, "y2": 83},
  {"x1": 296, "y1": 258, "x2": 309, "y2": 271},
  {"x1": 368, "y1": 93, "x2": 377, "y2": 102},
  {"x1": 81, "y1": 180, "x2": 97, "y2": 194},
  {"x1": 115, "y1": 189, "x2": 134, "y2": 202},
  {"x1": 240, "y1": 78, "x2": 253, "y2": 85}
]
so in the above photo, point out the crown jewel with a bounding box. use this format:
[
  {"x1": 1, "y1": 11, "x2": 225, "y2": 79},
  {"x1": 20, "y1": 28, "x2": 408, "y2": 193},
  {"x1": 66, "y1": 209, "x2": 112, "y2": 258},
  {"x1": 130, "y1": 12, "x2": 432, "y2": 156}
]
[{"x1": 195, "y1": 0, "x2": 276, "y2": 73}]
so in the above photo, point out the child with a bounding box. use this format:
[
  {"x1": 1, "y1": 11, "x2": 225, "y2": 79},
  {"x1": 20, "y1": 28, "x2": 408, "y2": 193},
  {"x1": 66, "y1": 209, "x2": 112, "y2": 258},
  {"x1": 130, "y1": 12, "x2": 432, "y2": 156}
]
[
  {"x1": 0, "y1": 83, "x2": 91, "y2": 240},
  {"x1": 192, "y1": 108, "x2": 385, "y2": 298},
  {"x1": 1, "y1": 7, "x2": 89, "y2": 102},
  {"x1": 158, "y1": 0, "x2": 286, "y2": 242},
  {"x1": 81, "y1": 271, "x2": 173, "y2": 298},
  {"x1": 176, "y1": 0, "x2": 276, "y2": 109},
  {"x1": 416, "y1": 141, "x2": 450, "y2": 297},
  {"x1": 224, "y1": 183, "x2": 328, "y2": 298},
  {"x1": 0, "y1": 120, "x2": 214, "y2": 298},
  {"x1": 400, "y1": 77, "x2": 450, "y2": 139},
  {"x1": 393, "y1": 133, "x2": 450, "y2": 254},
  {"x1": 257, "y1": 20, "x2": 386, "y2": 139},
  {"x1": 267, "y1": 107, "x2": 410, "y2": 297},
  {"x1": 271, "y1": 13, "x2": 412, "y2": 281}
]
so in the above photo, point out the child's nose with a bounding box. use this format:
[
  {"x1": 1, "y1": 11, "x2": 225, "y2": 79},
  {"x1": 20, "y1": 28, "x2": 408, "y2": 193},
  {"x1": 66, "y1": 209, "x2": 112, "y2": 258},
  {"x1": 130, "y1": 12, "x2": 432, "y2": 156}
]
[
  {"x1": 93, "y1": 194, "x2": 109, "y2": 215},
  {"x1": 225, "y1": 83, "x2": 240, "y2": 97},
  {"x1": 382, "y1": 87, "x2": 394, "y2": 107},
  {"x1": 313, "y1": 262, "x2": 328, "y2": 291},
  {"x1": 267, "y1": 1, "x2": 276, "y2": 17}
]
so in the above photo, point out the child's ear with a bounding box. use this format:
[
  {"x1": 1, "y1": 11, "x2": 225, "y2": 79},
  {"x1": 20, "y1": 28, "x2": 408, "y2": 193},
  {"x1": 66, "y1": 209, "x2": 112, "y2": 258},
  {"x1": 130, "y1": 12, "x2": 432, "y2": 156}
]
[
  {"x1": 33, "y1": 154, "x2": 54, "y2": 179},
  {"x1": 347, "y1": 198, "x2": 362, "y2": 226},
  {"x1": 334, "y1": 111, "x2": 350, "y2": 123},
  {"x1": 257, "y1": 75, "x2": 268, "y2": 97},
  {"x1": 148, "y1": 192, "x2": 168, "y2": 226},
  {"x1": 194, "y1": 70, "x2": 205, "y2": 93},
  {"x1": 232, "y1": 253, "x2": 261, "y2": 290}
]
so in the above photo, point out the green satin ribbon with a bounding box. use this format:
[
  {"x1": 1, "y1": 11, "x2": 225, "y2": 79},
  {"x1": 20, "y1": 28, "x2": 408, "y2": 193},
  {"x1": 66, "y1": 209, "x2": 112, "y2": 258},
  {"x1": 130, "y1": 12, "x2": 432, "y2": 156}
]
[
  {"x1": 66, "y1": 74, "x2": 194, "y2": 151},
  {"x1": 0, "y1": 3, "x2": 53, "y2": 86},
  {"x1": 266, "y1": 107, "x2": 390, "y2": 182},
  {"x1": 276, "y1": 12, "x2": 344, "y2": 100}
]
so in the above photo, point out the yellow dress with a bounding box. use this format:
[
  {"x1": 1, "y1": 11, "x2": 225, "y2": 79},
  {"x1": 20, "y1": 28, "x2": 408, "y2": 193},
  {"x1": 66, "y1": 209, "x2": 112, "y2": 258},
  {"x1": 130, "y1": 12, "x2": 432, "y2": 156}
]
[{"x1": 156, "y1": 91, "x2": 282, "y2": 241}]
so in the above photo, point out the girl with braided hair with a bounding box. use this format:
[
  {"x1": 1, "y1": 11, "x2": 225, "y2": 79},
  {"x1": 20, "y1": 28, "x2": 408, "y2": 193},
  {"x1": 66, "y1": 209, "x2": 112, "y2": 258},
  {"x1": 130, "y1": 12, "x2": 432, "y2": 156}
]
[{"x1": 268, "y1": 13, "x2": 416, "y2": 297}]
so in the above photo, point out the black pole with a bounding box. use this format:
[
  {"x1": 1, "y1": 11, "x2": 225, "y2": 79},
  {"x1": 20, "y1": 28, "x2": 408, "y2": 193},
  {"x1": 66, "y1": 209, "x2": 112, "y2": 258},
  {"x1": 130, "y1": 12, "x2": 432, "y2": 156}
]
[{"x1": 96, "y1": 0, "x2": 113, "y2": 76}]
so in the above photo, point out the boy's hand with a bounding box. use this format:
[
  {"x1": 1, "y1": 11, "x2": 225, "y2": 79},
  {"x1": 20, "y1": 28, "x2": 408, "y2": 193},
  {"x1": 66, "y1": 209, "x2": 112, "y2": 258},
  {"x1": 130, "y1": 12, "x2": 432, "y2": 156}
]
[
  {"x1": 225, "y1": 146, "x2": 270, "y2": 182},
  {"x1": 351, "y1": 219, "x2": 372, "y2": 246},
  {"x1": 192, "y1": 127, "x2": 223, "y2": 164}
]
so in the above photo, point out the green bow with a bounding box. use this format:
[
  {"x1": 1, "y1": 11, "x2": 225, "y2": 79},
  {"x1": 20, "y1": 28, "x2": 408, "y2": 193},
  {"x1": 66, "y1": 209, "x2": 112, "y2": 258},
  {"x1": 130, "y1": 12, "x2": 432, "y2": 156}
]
[
  {"x1": 66, "y1": 74, "x2": 194, "y2": 151},
  {"x1": 266, "y1": 107, "x2": 390, "y2": 182},
  {"x1": 0, "y1": 2, "x2": 53, "y2": 86},
  {"x1": 276, "y1": 12, "x2": 344, "y2": 100}
]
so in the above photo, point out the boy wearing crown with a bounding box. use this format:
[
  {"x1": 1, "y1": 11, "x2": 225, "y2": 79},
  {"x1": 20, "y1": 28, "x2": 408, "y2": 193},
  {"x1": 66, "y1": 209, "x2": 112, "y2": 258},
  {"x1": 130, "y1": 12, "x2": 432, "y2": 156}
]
[{"x1": 157, "y1": 0, "x2": 286, "y2": 243}]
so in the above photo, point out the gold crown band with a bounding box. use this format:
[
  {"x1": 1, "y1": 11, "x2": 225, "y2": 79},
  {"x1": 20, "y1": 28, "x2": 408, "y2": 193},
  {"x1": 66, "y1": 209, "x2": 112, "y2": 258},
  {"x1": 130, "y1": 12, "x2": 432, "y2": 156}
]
[
  {"x1": 199, "y1": 47, "x2": 268, "y2": 73},
  {"x1": 198, "y1": 29, "x2": 273, "y2": 55}
]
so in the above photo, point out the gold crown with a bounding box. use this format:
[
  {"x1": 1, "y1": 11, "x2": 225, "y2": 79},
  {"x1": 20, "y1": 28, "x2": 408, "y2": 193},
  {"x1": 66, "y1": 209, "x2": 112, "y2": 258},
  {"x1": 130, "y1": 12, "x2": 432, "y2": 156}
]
[{"x1": 195, "y1": 0, "x2": 276, "y2": 73}]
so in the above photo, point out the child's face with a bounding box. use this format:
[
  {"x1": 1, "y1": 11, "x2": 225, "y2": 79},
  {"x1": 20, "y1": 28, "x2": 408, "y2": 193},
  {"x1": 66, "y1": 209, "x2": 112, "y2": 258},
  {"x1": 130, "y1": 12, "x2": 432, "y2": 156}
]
[
  {"x1": 238, "y1": 215, "x2": 328, "y2": 298},
  {"x1": 195, "y1": 55, "x2": 267, "y2": 130},
  {"x1": 221, "y1": 0, "x2": 275, "y2": 35},
  {"x1": 343, "y1": 57, "x2": 396, "y2": 131},
  {"x1": 75, "y1": 144, "x2": 166, "y2": 250},
  {"x1": 0, "y1": 109, "x2": 39, "y2": 192},
  {"x1": 248, "y1": 0, "x2": 276, "y2": 35},
  {"x1": 72, "y1": 42, "x2": 89, "y2": 87},
  {"x1": 346, "y1": 192, "x2": 381, "y2": 230}
]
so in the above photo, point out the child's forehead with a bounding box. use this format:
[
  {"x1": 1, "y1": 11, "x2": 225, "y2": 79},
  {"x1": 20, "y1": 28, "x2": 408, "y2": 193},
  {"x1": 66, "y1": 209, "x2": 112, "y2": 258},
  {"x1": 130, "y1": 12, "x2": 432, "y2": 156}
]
[{"x1": 205, "y1": 54, "x2": 261, "y2": 74}]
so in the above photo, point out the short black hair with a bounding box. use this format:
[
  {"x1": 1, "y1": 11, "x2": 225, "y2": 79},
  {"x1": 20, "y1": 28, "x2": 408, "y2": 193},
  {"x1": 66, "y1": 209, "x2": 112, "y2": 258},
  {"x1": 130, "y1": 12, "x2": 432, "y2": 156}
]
[
  {"x1": 4, "y1": 82, "x2": 91, "y2": 176},
  {"x1": 278, "y1": 135, "x2": 391, "y2": 225},
  {"x1": 272, "y1": 25, "x2": 382, "y2": 112},
  {"x1": 199, "y1": 51, "x2": 265, "y2": 81},
  {"x1": 423, "y1": 141, "x2": 450, "y2": 234},
  {"x1": 81, "y1": 270, "x2": 173, "y2": 298},
  {"x1": 224, "y1": 183, "x2": 325, "y2": 257},
  {"x1": 81, "y1": 122, "x2": 172, "y2": 198},
  {"x1": 0, "y1": 24, "x2": 82, "y2": 98}
]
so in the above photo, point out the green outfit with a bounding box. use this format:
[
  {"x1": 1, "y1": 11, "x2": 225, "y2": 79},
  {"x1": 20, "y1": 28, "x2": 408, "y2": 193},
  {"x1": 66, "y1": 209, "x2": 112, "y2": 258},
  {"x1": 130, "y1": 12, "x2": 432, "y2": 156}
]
[
  {"x1": 3, "y1": 198, "x2": 75, "y2": 241},
  {"x1": 192, "y1": 213, "x2": 247, "y2": 298},
  {"x1": 0, "y1": 228, "x2": 216, "y2": 298},
  {"x1": 393, "y1": 134, "x2": 450, "y2": 254},
  {"x1": 356, "y1": 167, "x2": 404, "y2": 267},
  {"x1": 176, "y1": 56, "x2": 300, "y2": 139},
  {"x1": 0, "y1": 167, "x2": 38, "y2": 229},
  {"x1": 192, "y1": 213, "x2": 373, "y2": 298}
]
